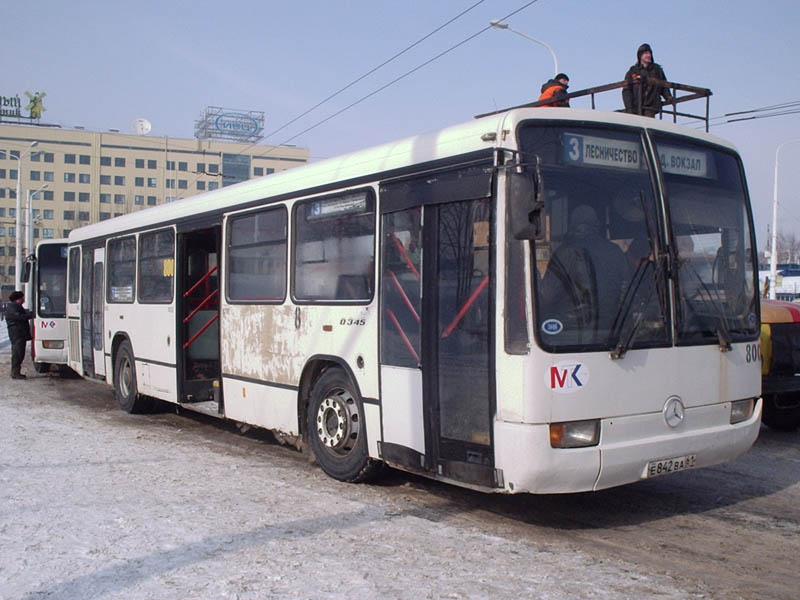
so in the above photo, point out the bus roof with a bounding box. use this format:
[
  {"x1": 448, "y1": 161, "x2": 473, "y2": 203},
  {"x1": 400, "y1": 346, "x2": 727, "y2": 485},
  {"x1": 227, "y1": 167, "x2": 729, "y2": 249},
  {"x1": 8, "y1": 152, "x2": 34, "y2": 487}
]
[{"x1": 68, "y1": 107, "x2": 737, "y2": 244}]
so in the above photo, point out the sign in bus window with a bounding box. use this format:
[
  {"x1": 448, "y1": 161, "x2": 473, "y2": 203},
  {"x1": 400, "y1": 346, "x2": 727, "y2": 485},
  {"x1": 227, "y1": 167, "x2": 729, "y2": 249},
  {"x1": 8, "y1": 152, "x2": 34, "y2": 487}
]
[
  {"x1": 107, "y1": 236, "x2": 136, "y2": 303},
  {"x1": 228, "y1": 207, "x2": 287, "y2": 302},
  {"x1": 294, "y1": 191, "x2": 375, "y2": 302}
]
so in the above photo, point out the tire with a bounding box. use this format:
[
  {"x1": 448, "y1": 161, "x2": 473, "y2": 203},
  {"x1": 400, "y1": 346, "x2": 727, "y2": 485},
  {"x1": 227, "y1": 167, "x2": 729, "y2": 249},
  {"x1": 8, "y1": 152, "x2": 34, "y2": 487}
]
[
  {"x1": 114, "y1": 341, "x2": 151, "y2": 414},
  {"x1": 307, "y1": 368, "x2": 382, "y2": 482},
  {"x1": 761, "y1": 394, "x2": 800, "y2": 432},
  {"x1": 34, "y1": 361, "x2": 50, "y2": 374}
]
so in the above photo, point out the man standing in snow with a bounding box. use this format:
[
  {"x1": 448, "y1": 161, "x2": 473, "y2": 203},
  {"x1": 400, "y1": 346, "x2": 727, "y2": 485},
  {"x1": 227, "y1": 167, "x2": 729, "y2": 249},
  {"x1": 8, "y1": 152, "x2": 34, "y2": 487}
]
[{"x1": 6, "y1": 291, "x2": 32, "y2": 379}]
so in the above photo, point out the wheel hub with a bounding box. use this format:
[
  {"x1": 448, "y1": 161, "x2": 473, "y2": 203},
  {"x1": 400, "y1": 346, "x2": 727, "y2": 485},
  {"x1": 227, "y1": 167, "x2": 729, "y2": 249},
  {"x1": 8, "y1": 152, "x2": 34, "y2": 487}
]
[{"x1": 316, "y1": 390, "x2": 358, "y2": 454}]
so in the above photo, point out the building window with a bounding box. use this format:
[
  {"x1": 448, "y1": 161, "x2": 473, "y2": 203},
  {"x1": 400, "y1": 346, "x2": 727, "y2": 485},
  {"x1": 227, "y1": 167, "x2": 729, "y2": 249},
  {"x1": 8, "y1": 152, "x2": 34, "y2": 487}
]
[
  {"x1": 196, "y1": 162, "x2": 205, "y2": 173},
  {"x1": 166, "y1": 160, "x2": 175, "y2": 170},
  {"x1": 8, "y1": 266, "x2": 14, "y2": 276},
  {"x1": 33, "y1": 228, "x2": 39, "y2": 239},
  {"x1": 30, "y1": 152, "x2": 41, "y2": 162},
  {"x1": 114, "y1": 194, "x2": 125, "y2": 204},
  {"x1": 43, "y1": 209, "x2": 54, "y2": 219},
  {"x1": 134, "y1": 195, "x2": 144, "y2": 205},
  {"x1": 135, "y1": 158, "x2": 145, "y2": 168},
  {"x1": 100, "y1": 193, "x2": 111, "y2": 203},
  {"x1": 9, "y1": 244, "x2": 16, "y2": 254},
  {"x1": 0, "y1": 208, "x2": 4, "y2": 216},
  {"x1": 147, "y1": 177, "x2": 157, "y2": 187},
  {"x1": 100, "y1": 156, "x2": 111, "y2": 166},
  {"x1": 43, "y1": 228, "x2": 54, "y2": 239},
  {"x1": 63, "y1": 210, "x2": 75, "y2": 220},
  {"x1": 107, "y1": 236, "x2": 136, "y2": 303},
  {"x1": 254, "y1": 167, "x2": 263, "y2": 176},
  {"x1": 64, "y1": 172, "x2": 76, "y2": 183},
  {"x1": 115, "y1": 157, "x2": 125, "y2": 167},
  {"x1": 78, "y1": 211, "x2": 89, "y2": 221},
  {"x1": 0, "y1": 168, "x2": 5, "y2": 178},
  {"x1": 178, "y1": 179, "x2": 187, "y2": 190},
  {"x1": 100, "y1": 175, "x2": 111, "y2": 185},
  {"x1": 100, "y1": 212, "x2": 111, "y2": 221},
  {"x1": 0, "y1": 227, "x2": 4, "y2": 236},
  {"x1": 65, "y1": 154, "x2": 76, "y2": 164},
  {"x1": 207, "y1": 164, "x2": 219, "y2": 174},
  {"x1": 114, "y1": 212, "x2": 123, "y2": 218},
  {"x1": 178, "y1": 161, "x2": 187, "y2": 171},
  {"x1": 64, "y1": 191, "x2": 75, "y2": 202},
  {"x1": 79, "y1": 155, "x2": 90, "y2": 165},
  {"x1": 147, "y1": 196, "x2": 156, "y2": 206},
  {"x1": 267, "y1": 168, "x2": 274, "y2": 175},
  {"x1": 43, "y1": 171, "x2": 54, "y2": 182},
  {"x1": 135, "y1": 177, "x2": 144, "y2": 187},
  {"x1": 44, "y1": 153, "x2": 54, "y2": 163},
  {"x1": 148, "y1": 159, "x2": 157, "y2": 169},
  {"x1": 79, "y1": 192, "x2": 90, "y2": 203},
  {"x1": 10, "y1": 169, "x2": 17, "y2": 180},
  {"x1": 43, "y1": 190, "x2": 53, "y2": 201},
  {"x1": 208, "y1": 182, "x2": 219, "y2": 191},
  {"x1": 30, "y1": 170, "x2": 40, "y2": 180},
  {"x1": 9, "y1": 208, "x2": 16, "y2": 217},
  {"x1": 0, "y1": 189, "x2": 5, "y2": 198},
  {"x1": 114, "y1": 176, "x2": 125, "y2": 186},
  {"x1": 63, "y1": 229, "x2": 71, "y2": 237},
  {"x1": 165, "y1": 196, "x2": 176, "y2": 203},
  {"x1": 79, "y1": 173, "x2": 90, "y2": 184},
  {"x1": 166, "y1": 179, "x2": 175, "y2": 189},
  {"x1": 197, "y1": 181, "x2": 206, "y2": 191},
  {"x1": 138, "y1": 228, "x2": 175, "y2": 303}
]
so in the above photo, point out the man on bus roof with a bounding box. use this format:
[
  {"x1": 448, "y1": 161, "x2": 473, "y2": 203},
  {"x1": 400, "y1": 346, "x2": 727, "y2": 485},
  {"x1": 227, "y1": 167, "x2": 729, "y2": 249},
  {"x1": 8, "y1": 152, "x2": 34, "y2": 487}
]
[
  {"x1": 5, "y1": 291, "x2": 33, "y2": 380},
  {"x1": 622, "y1": 43, "x2": 673, "y2": 117},
  {"x1": 538, "y1": 73, "x2": 570, "y2": 107}
]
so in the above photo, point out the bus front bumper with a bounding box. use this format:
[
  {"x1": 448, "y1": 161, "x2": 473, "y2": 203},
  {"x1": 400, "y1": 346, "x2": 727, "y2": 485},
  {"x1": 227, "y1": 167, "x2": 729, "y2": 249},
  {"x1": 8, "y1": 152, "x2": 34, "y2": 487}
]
[{"x1": 494, "y1": 399, "x2": 761, "y2": 494}]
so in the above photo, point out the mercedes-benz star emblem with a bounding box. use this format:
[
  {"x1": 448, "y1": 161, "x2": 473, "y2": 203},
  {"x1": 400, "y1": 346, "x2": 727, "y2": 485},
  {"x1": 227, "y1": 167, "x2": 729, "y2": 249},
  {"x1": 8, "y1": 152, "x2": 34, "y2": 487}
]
[{"x1": 663, "y1": 396, "x2": 685, "y2": 428}]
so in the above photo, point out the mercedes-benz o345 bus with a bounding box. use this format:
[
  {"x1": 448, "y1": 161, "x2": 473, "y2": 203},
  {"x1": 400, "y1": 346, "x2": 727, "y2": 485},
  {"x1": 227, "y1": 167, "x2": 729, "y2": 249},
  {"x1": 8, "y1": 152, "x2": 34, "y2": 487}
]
[
  {"x1": 30, "y1": 239, "x2": 69, "y2": 373},
  {"x1": 64, "y1": 107, "x2": 761, "y2": 494}
]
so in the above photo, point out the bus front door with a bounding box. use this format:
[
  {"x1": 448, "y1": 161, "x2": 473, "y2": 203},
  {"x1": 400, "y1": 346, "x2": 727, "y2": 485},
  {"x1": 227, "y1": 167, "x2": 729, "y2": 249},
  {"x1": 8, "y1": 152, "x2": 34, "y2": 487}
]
[{"x1": 380, "y1": 194, "x2": 498, "y2": 488}]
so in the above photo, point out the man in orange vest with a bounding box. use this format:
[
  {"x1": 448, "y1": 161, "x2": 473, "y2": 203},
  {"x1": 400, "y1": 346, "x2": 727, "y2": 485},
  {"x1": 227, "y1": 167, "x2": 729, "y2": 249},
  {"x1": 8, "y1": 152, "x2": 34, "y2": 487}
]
[{"x1": 538, "y1": 73, "x2": 570, "y2": 107}]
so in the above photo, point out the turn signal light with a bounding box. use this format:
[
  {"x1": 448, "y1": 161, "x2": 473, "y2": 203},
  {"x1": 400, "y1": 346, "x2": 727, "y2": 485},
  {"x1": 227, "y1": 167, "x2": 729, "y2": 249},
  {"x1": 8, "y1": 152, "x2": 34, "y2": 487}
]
[
  {"x1": 550, "y1": 420, "x2": 600, "y2": 448},
  {"x1": 42, "y1": 340, "x2": 64, "y2": 349},
  {"x1": 730, "y1": 398, "x2": 755, "y2": 424}
]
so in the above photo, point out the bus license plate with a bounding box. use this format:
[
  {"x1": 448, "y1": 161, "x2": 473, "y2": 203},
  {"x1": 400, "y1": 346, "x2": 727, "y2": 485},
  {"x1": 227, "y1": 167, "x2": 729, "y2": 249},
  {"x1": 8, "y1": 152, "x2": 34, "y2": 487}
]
[{"x1": 647, "y1": 454, "x2": 697, "y2": 478}]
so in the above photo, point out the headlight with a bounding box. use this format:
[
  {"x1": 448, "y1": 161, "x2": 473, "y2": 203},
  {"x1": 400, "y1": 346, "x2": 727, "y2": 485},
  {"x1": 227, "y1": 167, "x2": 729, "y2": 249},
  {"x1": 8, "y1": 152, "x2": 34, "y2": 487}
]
[
  {"x1": 730, "y1": 398, "x2": 755, "y2": 424},
  {"x1": 550, "y1": 420, "x2": 600, "y2": 448},
  {"x1": 42, "y1": 340, "x2": 64, "y2": 349}
]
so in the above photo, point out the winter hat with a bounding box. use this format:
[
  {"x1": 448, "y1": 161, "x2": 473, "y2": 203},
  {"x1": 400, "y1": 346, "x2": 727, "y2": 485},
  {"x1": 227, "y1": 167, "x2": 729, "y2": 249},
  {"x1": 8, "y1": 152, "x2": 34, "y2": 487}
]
[
  {"x1": 555, "y1": 73, "x2": 569, "y2": 82},
  {"x1": 637, "y1": 43, "x2": 653, "y2": 61}
]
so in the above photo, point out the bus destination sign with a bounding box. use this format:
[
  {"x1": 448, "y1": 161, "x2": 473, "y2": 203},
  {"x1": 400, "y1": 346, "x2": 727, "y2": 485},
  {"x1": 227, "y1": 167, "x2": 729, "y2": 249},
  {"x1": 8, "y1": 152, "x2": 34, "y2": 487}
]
[{"x1": 563, "y1": 133, "x2": 643, "y2": 170}]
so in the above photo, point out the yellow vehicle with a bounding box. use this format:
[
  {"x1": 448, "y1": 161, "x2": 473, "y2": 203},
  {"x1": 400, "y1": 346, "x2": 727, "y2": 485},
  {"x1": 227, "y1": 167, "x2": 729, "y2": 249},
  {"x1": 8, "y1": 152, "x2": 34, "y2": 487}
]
[{"x1": 760, "y1": 299, "x2": 800, "y2": 430}]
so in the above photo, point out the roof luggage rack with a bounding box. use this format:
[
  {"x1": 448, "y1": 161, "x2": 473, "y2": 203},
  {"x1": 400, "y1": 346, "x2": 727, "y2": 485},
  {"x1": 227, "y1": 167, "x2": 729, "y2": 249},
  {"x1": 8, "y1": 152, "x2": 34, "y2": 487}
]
[{"x1": 476, "y1": 80, "x2": 713, "y2": 131}]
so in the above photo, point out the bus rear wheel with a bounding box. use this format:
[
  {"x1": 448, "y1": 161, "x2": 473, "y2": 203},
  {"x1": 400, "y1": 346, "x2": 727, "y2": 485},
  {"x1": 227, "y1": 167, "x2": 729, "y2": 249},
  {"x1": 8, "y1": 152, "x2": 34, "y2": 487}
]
[
  {"x1": 114, "y1": 341, "x2": 152, "y2": 414},
  {"x1": 34, "y1": 362, "x2": 51, "y2": 374},
  {"x1": 307, "y1": 368, "x2": 381, "y2": 482}
]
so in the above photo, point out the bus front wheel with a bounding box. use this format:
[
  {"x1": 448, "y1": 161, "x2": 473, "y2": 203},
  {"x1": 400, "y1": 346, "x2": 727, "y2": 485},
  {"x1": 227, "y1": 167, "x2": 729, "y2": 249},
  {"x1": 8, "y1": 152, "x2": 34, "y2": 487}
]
[
  {"x1": 307, "y1": 368, "x2": 381, "y2": 482},
  {"x1": 114, "y1": 341, "x2": 151, "y2": 414}
]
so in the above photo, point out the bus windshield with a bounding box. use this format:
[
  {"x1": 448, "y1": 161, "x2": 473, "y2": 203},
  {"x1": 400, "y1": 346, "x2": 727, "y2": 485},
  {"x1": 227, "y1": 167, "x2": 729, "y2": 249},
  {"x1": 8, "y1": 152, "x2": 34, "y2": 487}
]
[
  {"x1": 653, "y1": 134, "x2": 758, "y2": 345},
  {"x1": 517, "y1": 123, "x2": 758, "y2": 353},
  {"x1": 519, "y1": 124, "x2": 668, "y2": 352},
  {"x1": 37, "y1": 243, "x2": 68, "y2": 318}
]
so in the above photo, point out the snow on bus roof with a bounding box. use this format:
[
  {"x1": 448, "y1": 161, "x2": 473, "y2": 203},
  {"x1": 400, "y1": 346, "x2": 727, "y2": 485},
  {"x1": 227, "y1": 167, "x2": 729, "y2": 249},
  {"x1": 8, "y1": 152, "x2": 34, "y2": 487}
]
[{"x1": 67, "y1": 107, "x2": 736, "y2": 243}]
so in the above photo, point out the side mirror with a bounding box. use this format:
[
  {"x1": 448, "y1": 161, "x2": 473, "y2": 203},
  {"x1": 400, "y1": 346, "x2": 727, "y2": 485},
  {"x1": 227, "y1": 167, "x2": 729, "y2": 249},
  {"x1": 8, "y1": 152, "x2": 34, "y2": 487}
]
[
  {"x1": 20, "y1": 257, "x2": 33, "y2": 284},
  {"x1": 508, "y1": 160, "x2": 545, "y2": 240}
]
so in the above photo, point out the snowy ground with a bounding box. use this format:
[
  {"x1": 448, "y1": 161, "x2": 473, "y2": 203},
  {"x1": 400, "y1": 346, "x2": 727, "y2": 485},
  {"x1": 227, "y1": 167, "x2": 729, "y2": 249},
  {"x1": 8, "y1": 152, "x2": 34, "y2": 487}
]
[{"x1": 1, "y1": 348, "x2": 798, "y2": 599}]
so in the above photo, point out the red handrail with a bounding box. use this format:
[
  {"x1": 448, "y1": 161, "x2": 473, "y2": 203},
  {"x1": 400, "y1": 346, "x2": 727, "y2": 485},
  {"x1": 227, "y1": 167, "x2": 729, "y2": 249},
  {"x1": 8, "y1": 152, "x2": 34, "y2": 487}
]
[
  {"x1": 391, "y1": 233, "x2": 420, "y2": 280},
  {"x1": 183, "y1": 313, "x2": 219, "y2": 350},
  {"x1": 386, "y1": 308, "x2": 420, "y2": 364},
  {"x1": 184, "y1": 265, "x2": 218, "y2": 298},
  {"x1": 386, "y1": 269, "x2": 420, "y2": 323},
  {"x1": 183, "y1": 289, "x2": 219, "y2": 324},
  {"x1": 441, "y1": 275, "x2": 489, "y2": 338}
]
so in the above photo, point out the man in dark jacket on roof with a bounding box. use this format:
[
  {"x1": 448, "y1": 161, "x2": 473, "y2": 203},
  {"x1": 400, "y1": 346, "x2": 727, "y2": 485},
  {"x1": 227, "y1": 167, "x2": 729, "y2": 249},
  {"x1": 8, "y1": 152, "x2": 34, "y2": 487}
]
[
  {"x1": 538, "y1": 73, "x2": 570, "y2": 107},
  {"x1": 6, "y1": 291, "x2": 32, "y2": 379},
  {"x1": 622, "y1": 43, "x2": 672, "y2": 117}
]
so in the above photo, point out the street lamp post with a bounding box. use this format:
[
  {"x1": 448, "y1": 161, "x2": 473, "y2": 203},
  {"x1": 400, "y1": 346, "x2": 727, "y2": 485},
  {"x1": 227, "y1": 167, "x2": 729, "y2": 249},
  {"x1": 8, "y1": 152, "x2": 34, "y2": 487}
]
[
  {"x1": 14, "y1": 140, "x2": 38, "y2": 290},
  {"x1": 769, "y1": 140, "x2": 800, "y2": 300},
  {"x1": 24, "y1": 183, "x2": 49, "y2": 307},
  {"x1": 489, "y1": 19, "x2": 559, "y2": 77}
]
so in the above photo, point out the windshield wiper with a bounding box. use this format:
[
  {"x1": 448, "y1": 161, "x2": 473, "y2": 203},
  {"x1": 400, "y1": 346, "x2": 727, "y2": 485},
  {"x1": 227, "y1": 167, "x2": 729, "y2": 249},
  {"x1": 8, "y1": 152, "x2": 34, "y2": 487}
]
[
  {"x1": 679, "y1": 259, "x2": 732, "y2": 352},
  {"x1": 609, "y1": 258, "x2": 654, "y2": 359}
]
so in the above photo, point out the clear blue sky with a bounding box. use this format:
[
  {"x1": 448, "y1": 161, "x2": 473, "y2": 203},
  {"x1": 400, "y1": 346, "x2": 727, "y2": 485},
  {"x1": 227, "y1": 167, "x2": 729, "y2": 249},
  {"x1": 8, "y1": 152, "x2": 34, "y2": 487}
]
[{"x1": 6, "y1": 0, "x2": 800, "y2": 245}]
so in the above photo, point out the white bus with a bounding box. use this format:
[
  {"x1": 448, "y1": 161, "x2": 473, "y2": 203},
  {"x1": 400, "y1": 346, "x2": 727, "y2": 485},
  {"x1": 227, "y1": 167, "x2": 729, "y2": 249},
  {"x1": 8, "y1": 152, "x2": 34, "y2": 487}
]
[
  {"x1": 29, "y1": 239, "x2": 70, "y2": 373},
  {"x1": 64, "y1": 107, "x2": 761, "y2": 493}
]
